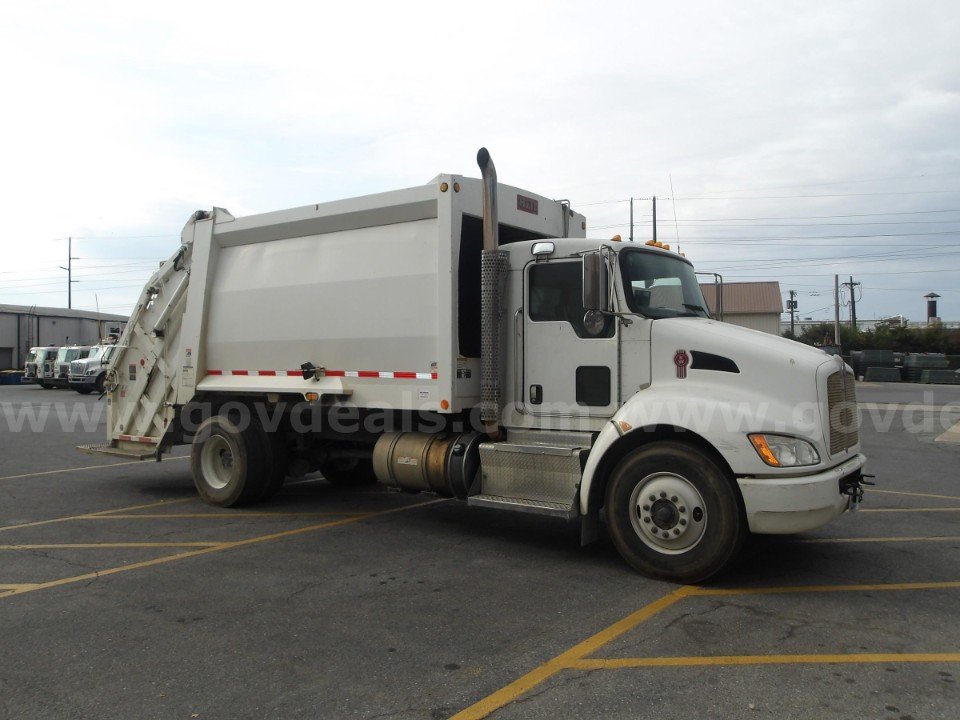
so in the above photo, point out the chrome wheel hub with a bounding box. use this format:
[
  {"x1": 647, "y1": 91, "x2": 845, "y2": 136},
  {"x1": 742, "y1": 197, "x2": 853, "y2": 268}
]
[{"x1": 629, "y1": 472, "x2": 707, "y2": 554}]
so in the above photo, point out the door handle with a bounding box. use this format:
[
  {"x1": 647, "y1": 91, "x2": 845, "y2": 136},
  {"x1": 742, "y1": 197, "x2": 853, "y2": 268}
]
[{"x1": 529, "y1": 384, "x2": 542, "y2": 405}]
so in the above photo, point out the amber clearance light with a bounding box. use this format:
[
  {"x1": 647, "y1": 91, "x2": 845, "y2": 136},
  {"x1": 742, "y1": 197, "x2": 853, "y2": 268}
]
[{"x1": 748, "y1": 434, "x2": 782, "y2": 467}]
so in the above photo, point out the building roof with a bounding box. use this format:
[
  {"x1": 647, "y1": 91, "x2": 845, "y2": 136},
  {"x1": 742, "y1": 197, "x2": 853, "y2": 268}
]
[
  {"x1": 0, "y1": 304, "x2": 128, "y2": 322},
  {"x1": 700, "y1": 281, "x2": 783, "y2": 315}
]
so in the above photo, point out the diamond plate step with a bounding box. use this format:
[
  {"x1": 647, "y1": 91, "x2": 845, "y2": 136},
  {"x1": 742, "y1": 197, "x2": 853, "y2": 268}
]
[{"x1": 467, "y1": 494, "x2": 577, "y2": 519}]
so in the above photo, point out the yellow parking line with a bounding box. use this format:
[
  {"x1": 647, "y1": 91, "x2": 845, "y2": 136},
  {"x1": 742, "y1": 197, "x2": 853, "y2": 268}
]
[
  {"x1": 449, "y1": 586, "x2": 694, "y2": 720},
  {"x1": 571, "y1": 653, "x2": 960, "y2": 669},
  {"x1": 690, "y1": 580, "x2": 960, "y2": 597},
  {"x1": 0, "y1": 584, "x2": 40, "y2": 591},
  {"x1": 0, "y1": 498, "x2": 194, "y2": 533},
  {"x1": 871, "y1": 489, "x2": 960, "y2": 502},
  {"x1": 860, "y1": 507, "x2": 960, "y2": 513},
  {"x1": 0, "y1": 498, "x2": 446, "y2": 600},
  {"x1": 0, "y1": 542, "x2": 224, "y2": 550},
  {"x1": 96, "y1": 512, "x2": 358, "y2": 519},
  {"x1": 451, "y1": 579, "x2": 960, "y2": 719},
  {"x1": 797, "y1": 535, "x2": 960, "y2": 544},
  {"x1": 0, "y1": 455, "x2": 189, "y2": 482}
]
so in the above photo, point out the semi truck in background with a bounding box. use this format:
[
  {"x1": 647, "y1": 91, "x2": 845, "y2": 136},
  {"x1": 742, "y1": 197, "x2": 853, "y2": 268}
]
[
  {"x1": 69, "y1": 342, "x2": 120, "y2": 394},
  {"x1": 80, "y1": 149, "x2": 868, "y2": 582},
  {"x1": 24, "y1": 346, "x2": 59, "y2": 386}
]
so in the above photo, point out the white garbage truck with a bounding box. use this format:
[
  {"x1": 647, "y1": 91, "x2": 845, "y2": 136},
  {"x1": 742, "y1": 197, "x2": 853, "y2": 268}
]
[{"x1": 81, "y1": 149, "x2": 868, "y2": 582}]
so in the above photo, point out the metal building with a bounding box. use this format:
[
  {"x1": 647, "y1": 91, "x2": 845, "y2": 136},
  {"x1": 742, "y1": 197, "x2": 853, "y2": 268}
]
[
  {"x1": 0, "y1": 304, "x2": 128, "y2": 370},
  {"x1": 700, "y1": 281, "x2": 783, "y2": 335}
]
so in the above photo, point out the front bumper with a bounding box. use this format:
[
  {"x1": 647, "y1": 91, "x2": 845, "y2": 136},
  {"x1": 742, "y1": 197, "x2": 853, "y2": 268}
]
[
  {"x1": 69, "y1": 374, "x2": 97, "y2": 386},
  {"x1": 738, "y1": 454, "x2": 866, "y2": 534}
]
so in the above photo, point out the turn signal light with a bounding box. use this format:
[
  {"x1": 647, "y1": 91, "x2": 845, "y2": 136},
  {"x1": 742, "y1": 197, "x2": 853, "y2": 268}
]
[{"x1": 749, "y1": 435, "x2": 781, "y2": 467}]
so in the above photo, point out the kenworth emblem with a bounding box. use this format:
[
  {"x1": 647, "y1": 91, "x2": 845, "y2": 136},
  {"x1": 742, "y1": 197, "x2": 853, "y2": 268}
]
[{"x1": 674, "y1": 350, "x2": 689, "y2": 379}]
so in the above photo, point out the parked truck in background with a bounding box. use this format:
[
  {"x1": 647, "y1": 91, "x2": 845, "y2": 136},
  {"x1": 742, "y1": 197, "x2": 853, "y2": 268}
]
[
  {"x1": 81, "y1": 149, "x2": 868, "y2": 582},
  {"x1": 26, "y1": 346, "x2": 60, "y2": 388},
  {"x1": 69, "y1": 343, "x2": 120, "y2": 394},
  {"x1": 53, "y1": 346, "x2": 92, "y2": 388}
]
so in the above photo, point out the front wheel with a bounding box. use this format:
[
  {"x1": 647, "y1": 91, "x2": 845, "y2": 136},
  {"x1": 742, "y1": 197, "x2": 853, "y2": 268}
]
[{"x1": 605, "y1": 441, "x2": 746, "y2": 584}]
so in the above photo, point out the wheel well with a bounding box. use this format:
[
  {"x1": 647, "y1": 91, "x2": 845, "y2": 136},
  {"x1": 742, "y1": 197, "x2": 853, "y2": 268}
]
[{"x1": 585, "y1": 425, "x2": 737, "y2": 513}]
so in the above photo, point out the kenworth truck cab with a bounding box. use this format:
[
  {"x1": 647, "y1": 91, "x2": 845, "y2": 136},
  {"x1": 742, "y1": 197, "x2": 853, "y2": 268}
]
[{"x1": 81, "y1": 149, "x2": 867, "y2": 582}]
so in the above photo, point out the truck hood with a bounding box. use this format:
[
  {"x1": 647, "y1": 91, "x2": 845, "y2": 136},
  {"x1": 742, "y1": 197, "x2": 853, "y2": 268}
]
[
  {"x1": 647, "y1": 317, "x2": 845, "y2": 442},
  {"x1": 652, "y1": 317, "x2": 835, "y2": 378}
]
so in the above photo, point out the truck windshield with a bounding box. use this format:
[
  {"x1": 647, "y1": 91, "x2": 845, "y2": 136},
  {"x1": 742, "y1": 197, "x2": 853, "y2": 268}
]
[
  {"x1": 25, "y1": 351, "x2": 37, "y2": 363},
  {"x1": 619, "y1": 249, "x2": 710, "y2": 319}
]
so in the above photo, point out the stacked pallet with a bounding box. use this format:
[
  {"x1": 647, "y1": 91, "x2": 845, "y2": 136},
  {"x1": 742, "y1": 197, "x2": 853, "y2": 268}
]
[
  {"x1": 864, "y1": 367, "x2": 902, "y2": 382},
  {"x1": 919, "y1": 369, "x2": 960, "y2": 385},
  {"x1": 903, "y1": 354, "x2": 950, "y2": 383}
]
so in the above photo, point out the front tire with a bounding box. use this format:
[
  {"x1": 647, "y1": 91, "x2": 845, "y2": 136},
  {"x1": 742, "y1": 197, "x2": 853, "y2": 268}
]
[
  {"x1": 605, "y1": 441, "x2": 745, "y2": 584},
  {"x1": 191, "y1": 414, "x2": 268, "y2": 507}
]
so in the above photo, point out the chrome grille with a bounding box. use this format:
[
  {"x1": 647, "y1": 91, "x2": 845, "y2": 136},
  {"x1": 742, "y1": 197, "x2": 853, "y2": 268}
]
[
  {"x1": 70, "y1": 360, "x2": 85, "y2": 376},
  {"x1": 827, "y1": 370, "x2": 858, "y2": 454}
]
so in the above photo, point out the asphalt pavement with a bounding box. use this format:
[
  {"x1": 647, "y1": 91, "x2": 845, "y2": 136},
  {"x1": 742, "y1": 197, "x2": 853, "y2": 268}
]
[{"x1": 0, "y1": 381, "x2": 958, "y2": 719}]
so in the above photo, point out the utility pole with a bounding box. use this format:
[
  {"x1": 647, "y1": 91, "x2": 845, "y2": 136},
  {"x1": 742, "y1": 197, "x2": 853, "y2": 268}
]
[
  {"x1": 842, "y1": 276, "x2": 861, "y2": 330},
  {"x1": 834, "y1": 274, "x2": 841, "y2": 347},
  {"x1": 788, "y1": 290, "x2": 797, "y2": 336},
  {"x1": 652, "y1": 196, "x2": 657, "y2": 242},
  {"x1": 59, "y1": 236, "x2": 78, "y2": 309},
  {"x1": 629, "y1": 197, "x2": 634, "y2": 242}
]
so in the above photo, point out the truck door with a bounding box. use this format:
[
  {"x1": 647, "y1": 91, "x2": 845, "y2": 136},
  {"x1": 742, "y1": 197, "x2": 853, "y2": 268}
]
[{"x1": 523, "y1": 259, "x2": 618, "y2": 417}]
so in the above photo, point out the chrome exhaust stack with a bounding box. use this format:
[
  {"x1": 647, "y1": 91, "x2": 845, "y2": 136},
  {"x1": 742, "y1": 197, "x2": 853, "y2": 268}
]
[{"x1": 477, "y1": 147, "x2": 508, "y2": 439}]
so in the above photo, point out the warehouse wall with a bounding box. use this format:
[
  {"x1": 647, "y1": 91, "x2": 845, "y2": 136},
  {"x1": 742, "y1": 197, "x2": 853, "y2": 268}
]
[
  {"x1": 721, "y1": 313, "x2": 781, "y2": 335},
  {"x1": 0, "y1": 311, "x2": 126, "y2": 369}
]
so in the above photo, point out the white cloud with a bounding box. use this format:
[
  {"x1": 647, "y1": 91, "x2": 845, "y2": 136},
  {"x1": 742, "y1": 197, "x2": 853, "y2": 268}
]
[{"x1": 0, "y1": 0, "x2": 958, "y2": 320}]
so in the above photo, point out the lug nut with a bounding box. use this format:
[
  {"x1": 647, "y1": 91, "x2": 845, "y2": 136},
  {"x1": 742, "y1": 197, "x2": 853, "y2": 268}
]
[
  {"x1": 680, "y1": 518, "x2": 687, "y2": 526},
  {"x1": 649, "y1": 495, "x2": 656, "y2": 502},
  {"x1": 643, "y1": 505, "x2": 650, "y2": 511},
  {"x1": 660, "y1": 491, "x2": 667, "y2": 498},
  {"x1": 673, "y1": 529, "x2": 681, "y2": 535},
  {"x1": 679, "y1": 506, "x2": 686, "y2": 513},
  {"x1": 671, "y1": 496, "x2": 678, "y2": 502},
  {"x1": 643, "y1": 517, "x2": 651, "y2": 524}
]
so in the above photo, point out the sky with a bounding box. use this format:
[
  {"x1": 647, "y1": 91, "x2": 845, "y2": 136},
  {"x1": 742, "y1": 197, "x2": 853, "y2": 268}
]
[{"x1": 0, "y1": 1, "x2": 958, "y2": 325}]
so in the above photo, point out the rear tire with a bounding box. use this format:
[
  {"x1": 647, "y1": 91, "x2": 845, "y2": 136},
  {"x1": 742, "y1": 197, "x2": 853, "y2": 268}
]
[
  {"x1": 605, "y1": 441, "x2": 745, "y2": 584},
  {"x1": 191, "y1": 414, "x2": 268, "y2": 507}
]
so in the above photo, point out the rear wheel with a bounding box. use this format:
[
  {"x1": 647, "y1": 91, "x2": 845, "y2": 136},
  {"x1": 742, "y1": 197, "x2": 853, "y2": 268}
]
[
  {"x1": 191, "y1": 414, "x2": 268, "y2": 506},
  {"x1": 605, "y1": 441, "x2": 745, "y2": 584}
]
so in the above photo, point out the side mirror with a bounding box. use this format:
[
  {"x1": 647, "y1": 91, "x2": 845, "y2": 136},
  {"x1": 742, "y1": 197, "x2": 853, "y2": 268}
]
[{"x1": 582, "y1": 251, "x2": 610, "y2": 312}]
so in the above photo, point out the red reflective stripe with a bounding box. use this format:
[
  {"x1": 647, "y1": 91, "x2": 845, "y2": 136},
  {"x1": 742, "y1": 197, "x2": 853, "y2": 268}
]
[{"x1": 206, "y1": 369, "x2": 438, "y2": 379}]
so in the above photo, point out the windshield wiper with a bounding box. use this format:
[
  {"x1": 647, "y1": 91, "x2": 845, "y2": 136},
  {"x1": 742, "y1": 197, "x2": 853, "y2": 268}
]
[{"x1": 683, "y1": 303, "x2": 708, "y2": 314}]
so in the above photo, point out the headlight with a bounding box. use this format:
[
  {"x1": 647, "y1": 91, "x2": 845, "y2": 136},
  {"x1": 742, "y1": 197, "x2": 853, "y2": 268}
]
[
  {"x1": 748, "y1": 434, "x2": 820, "y2": 467},
  {"x1": 86, "y1": 368, "x2": 98, "y2": 376}
]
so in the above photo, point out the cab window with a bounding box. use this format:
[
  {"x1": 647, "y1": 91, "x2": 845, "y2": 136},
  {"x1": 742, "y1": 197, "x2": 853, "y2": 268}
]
[{"x1": 528, "y1": 261, "x2": 614, "y2": 338}]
